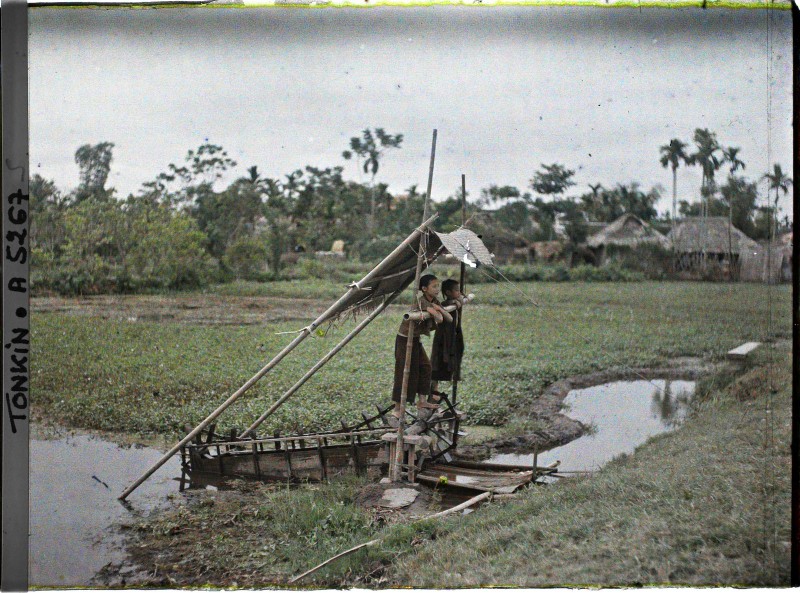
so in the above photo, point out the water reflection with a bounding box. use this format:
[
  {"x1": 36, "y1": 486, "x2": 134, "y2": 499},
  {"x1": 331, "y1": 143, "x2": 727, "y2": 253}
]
[
  {"x1": 650, "y1": 379, "x2": 693, "y2": 426},
  {"x1": 30, "y1": 432, "x2": 181, "y2": 587},
  {"x1": 489, "y1": 379, "x2": 695, "y2": 473}
]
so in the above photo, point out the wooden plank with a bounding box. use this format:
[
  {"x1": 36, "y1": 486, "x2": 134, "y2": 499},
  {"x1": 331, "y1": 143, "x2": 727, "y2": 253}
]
[
  {"x1": 216, "y1": 444, "x2": 224, "y2": 475},
  {"x1": 349, "y1": 434, "x2": 363, "y2": 476},
  {"x1": 727, "y1": 341, "x2": 761, "y2": 360},
  {"x1": 251, "y1": 436, "x2": 261, "y2": 479},
  {"x1": 362, "y1": 412, "x2": 375, "y2": 429},
  {"x1": 284, "y1": 442, "x2": 294, "y2": 478},
  {"x1": 317, "y1": 438, "x2": 328, "y2": 481},
  {"x1": 376, "y1": 405, "x2": 390, "y2": 426}
]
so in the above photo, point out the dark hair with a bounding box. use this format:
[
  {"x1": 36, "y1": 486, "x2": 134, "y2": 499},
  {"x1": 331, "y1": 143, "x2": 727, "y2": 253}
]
[
  {"x1": 441, "y1": 279, "x2": 460, "y2": 294},
  {"x1": 419, "y1": 274, "x2": 438, "y2": 290}
]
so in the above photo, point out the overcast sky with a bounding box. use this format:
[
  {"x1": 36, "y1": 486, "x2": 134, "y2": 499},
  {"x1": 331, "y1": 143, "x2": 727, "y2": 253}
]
[{"x1": 29, "y1": 7, "x2": 793, "y2": 217}]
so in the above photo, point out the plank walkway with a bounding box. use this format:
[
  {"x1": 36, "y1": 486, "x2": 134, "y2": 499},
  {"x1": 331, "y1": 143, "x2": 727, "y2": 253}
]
[{"x1": 726, "y1": 342, "x2": 761, "y2": 361}]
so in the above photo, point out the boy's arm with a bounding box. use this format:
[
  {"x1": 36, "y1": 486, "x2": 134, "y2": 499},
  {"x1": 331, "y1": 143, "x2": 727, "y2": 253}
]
[
  {"x1": 428, "y1": 304, "x2": 452, "y2": 324},
  {"x1": 426, "y1": 306, "x2": 444, "y2": 323}
]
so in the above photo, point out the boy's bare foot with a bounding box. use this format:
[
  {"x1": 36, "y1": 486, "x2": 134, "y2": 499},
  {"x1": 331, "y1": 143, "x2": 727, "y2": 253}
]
[
  {"x1": 387, "y1": 413, "x2": 405, "y2": 428},
  {"x1": 417, "y1": 401, "x2": 439, "y2": 410}
]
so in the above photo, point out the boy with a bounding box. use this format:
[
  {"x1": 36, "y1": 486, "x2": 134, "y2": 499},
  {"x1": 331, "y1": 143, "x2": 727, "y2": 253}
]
[
  {"x1": 430, "y1": 278, "x2": 466, "y2": 403},
  {"x1": 389, "y1": 274, "x2": 452, "y2": 427}
]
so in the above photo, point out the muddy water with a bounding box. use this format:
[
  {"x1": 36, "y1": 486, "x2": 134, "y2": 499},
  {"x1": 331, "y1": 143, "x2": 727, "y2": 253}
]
[
  {"x1": 489, "y1": 379, "x2": 695, "y2": 472},
  {"x1": 30, "y1": 432, "x2": 181, "y2": 588}
]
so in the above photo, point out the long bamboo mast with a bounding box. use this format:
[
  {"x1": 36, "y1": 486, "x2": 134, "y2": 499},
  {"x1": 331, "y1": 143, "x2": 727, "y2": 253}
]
[
  {"x1": 392, "y1": 129, "x2": 437, "y2": 482},
  {"x1": 452, "y1": 174, "x2": 467, "y2": 408},
  {"x1": 239, "y1": 289, "x2": 404, "y2": 438},
  {"x1": 120, "y1": 213, "x2": 438, "y2": 500}
]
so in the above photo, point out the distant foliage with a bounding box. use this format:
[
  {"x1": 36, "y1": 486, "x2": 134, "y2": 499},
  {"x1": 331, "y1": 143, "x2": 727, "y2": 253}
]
[
  {"x1": 31, "y1": 192, "x2": 212, "y2": 295},
  {"x1": 31, "y1": 127, "x2": 786, "y2": 295}
]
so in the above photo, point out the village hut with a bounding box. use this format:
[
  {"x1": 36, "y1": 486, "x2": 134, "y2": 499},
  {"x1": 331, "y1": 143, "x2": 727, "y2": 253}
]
[
  {"x1": 739, "y1": 232, "x2": 792, "y2": 284},
  {"x1": 779, "y1": 232, "x2": 793, "y2": 281},
  {"x1": 668, "y1": 216, "x2": 760, "y2": 277},
  {"x1": 469, "y1": 211, "x2": 537, "y2": 264},
  {"x1": 585, "y1": 213, "x2": 669, "y2": 265}
]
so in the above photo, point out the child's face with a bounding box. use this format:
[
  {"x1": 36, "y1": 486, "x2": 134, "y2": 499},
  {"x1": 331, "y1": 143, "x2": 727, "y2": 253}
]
[
  {"x1": 444, "y1": 287, "x2": 462, "y2": 300},
  {"x1": 422, "y1": 279, "x2": 441, "y2": 298}
]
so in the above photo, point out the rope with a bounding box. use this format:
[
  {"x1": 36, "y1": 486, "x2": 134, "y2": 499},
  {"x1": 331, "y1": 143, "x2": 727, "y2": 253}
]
[
  {"x1": 763, "y1": 2, "x2": 778, "y2": 570},
  {"x1": 449, "y1": 228, "x2": 668, "y2": 396},
  {"x1": 274, "y1": 325, "x2": 312, "y2": 336}
]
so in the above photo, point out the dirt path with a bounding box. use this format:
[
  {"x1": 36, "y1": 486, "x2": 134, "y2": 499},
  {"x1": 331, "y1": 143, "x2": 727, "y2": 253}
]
[{"x1": 32, "y1": 294, "x2": 331, "y2": 325}]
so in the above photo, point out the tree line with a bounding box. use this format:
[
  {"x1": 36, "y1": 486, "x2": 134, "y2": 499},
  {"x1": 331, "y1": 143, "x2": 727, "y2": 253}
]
[{"x1": 29, "y1": 127, "x2": 790, "y2": 295}]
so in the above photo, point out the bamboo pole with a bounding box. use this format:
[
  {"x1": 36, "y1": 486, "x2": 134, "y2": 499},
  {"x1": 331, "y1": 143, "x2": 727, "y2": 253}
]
[
  {"x1": 239, "y1": 290, "x2": 402, "y2": 438},
  {"x1": 288, "y1": 490, "x2": 490, "y2": 584},
  {"x1": 119, "y1": 214, "x2": 438, "y2": 501},
  {"x1": 402, "y1": 294, "x2": 473, "y2": 321},
  {"x1": 452, "y1": 174, "x2": 467, "y2": 410},
  {"x1": 392, "y1": 129, "x2": 437, "y2": 482},
  {"x1": 185, "y1": 428, "x2": 387, "y2": 450}
]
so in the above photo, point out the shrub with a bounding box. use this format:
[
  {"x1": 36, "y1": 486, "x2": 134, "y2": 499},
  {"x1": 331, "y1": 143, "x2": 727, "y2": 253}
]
[{"x1": 223, "y1": 235, "x2": 268, "y2": 281}]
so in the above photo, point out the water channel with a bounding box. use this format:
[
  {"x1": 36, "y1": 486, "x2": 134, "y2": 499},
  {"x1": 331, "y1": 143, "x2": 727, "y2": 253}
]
[
  {"x1": 30, "y1": 432, "x2": 180, "y2": 588},
  {"x1": 488, "y1": 379, "x2": 696, "y2": 472},
  {"x1": 29, "y1": 378, "x2": 694, "y2": 586}
]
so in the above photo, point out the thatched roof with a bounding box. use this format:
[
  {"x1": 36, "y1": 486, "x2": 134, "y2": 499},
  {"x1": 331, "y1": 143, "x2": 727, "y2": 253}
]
[
  {"x1": 668, "y1": 217, "x2": 759, "y2": 255},
  {"x1": 586, "y1": 213, "x2": 669, "y2": 249},
  {"x1": 469, "y1": 210, "x2": 534, "y2": 246}
]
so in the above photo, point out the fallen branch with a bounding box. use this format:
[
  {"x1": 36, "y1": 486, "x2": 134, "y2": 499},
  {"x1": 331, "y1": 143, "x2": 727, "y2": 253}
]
[{"x1": 289, "y1": 490, "x2": 491, "y2": 583}]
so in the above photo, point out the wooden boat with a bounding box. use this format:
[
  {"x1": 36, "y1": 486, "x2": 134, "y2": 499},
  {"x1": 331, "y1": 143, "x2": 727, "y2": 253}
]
[
  {"x1": 180, "y1": 399, "x2": 464, "y2": 489},
  {"x1": 179, "y1": 397, "x2": 556, "y2": 494}
]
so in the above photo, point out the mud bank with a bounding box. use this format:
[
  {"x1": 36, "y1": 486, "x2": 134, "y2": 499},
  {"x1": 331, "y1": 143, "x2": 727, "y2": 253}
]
[{"x1": 456, "y1": 357, "x2": 724, "y2": 460}]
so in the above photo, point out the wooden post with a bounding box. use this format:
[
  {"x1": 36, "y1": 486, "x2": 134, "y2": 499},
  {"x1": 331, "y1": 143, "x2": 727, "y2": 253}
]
[
  {"x1": 120, "y1": 214, "x2": 438, "y2": 500},
  {"x1": 316, "y1": 437, "x2": 328, "y2": 481},
  {"x1": 392, "y1": 129, "x2": 437, "y2": 482},
  {"x1": 284, "y1": 443, "x2": 293, "y2": 479},
  {"x1": 251, "y1": 436, "x2": 261, "y2": 479}
]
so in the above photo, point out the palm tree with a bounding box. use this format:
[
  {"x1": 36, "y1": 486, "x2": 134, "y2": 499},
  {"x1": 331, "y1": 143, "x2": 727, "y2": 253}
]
[
  {"x1": 659, "y1": 138, "x2": 690, "y2": 237},
  {"x1": 689, "y1": 129, "x2": 722, "y2": 265},
  {"x1": 689, "y1": 129, "x2": 723, "y2": 216},
  {"x1": 722, "y1": 147, "x2": 745, "y2": 280},
  {"x1": 342, "y1": 128, "x2": 403, "y2": 234},
  {"x1": 763, "y1": 164, "x2": 793, "y2": 241}
]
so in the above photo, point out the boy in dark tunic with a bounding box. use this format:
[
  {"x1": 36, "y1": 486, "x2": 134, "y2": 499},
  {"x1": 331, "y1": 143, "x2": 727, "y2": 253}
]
[
  {"x1": 389, "y1": 274, "x2": 452, "y2": 427},
  {"x1": 430, "y1": 278, "x2": 465, "y2": 402}
]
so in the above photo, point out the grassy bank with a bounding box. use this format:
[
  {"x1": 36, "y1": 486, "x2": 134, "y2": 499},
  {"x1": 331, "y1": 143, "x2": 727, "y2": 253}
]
[
  {"x1": 33, "y1": 282, "x2": 789, "y2": 436},
  {"x1": 126, "y1": 346, "x2": 791, "y2": 587},
  {"x1": 386, "y1": 346, "x2": 792, "y2": 586}
]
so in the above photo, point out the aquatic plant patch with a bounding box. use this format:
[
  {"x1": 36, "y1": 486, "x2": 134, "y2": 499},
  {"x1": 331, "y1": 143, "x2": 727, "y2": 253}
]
[{"x1": 31, "y1": 281, "x2": 789, "y2": 438}]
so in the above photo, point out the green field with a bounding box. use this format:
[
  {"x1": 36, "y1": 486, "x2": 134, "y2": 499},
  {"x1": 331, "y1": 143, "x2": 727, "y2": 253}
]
[
  {"x1": 33, "y1": 281, "x2": 789, "y2": 437},
  {"x1": 34, "y1": 280, "x2": 791, "y2": 587}
]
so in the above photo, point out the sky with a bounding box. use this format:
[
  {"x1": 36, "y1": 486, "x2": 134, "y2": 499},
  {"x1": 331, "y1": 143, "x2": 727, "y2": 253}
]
[{"x1": 29, "y1": 6, "x2": 793, "y2": 218}]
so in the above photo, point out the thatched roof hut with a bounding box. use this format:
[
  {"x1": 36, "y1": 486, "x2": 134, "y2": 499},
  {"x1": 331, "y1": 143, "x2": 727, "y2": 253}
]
[
  {"x1": 667, "y1": 217, "x2": 759, "y2": 256},
  {"x1": 585, "y1": 214, "x2": 668, "y2": 265},
  {"x1": 668, "y1": 217, "x2": 762, "y2": 279},
  {"x1": 587, "y1": 213, "x2": 669, "y2": 249},
  {"x1": 740, "y1": 234, "x2": 792, "y2": 283},
  {"x1": 469, "y1": 211, "x2": 538, "y2": 264}
]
